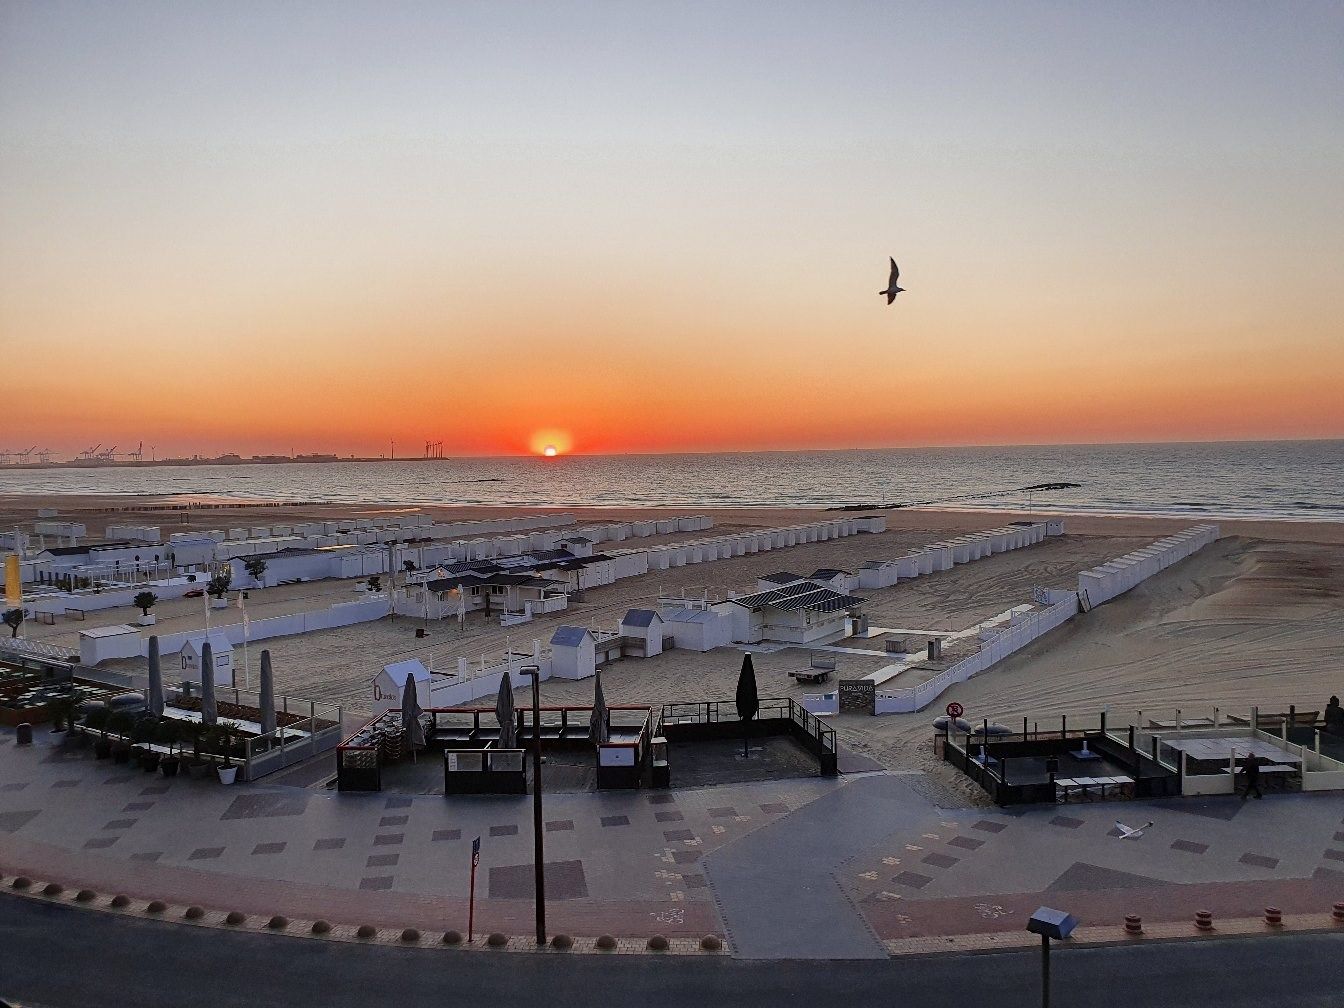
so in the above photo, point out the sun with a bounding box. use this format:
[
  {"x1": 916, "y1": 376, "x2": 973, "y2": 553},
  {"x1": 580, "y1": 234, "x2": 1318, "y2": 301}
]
[{"x1": 529, "y1": 429, "x2": 572, "y2": 457}]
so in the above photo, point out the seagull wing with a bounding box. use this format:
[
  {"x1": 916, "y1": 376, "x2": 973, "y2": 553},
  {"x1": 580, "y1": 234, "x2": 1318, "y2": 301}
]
[
  {"x1": 889, "y1": 257, "x2": 900, "y2": 285},
  {"x1": 886, "y1": 290, "x2": 897, "y2": 305}
]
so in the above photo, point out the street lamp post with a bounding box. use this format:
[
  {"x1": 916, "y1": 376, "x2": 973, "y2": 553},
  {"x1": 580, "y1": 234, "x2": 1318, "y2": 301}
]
[
  {"x1": 1027, "y1": 906, "x2": 1077, "y2": 1008},
  {"x1": 520, "y1": 664, "x2": 546, "y2": 946}
]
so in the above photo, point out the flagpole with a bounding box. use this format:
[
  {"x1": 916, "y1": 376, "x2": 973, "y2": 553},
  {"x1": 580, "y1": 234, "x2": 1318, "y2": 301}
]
[{"x1": 239, "y1": 594, "x2": 250, "y2": 690}]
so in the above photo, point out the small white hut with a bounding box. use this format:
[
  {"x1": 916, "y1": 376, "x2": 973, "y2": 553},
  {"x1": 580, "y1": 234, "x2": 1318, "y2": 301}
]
[
  {"x1": 179, "y1": 632, "x2": 235, "y2": 686},
  {"x1": 549, "y1": 626, "x2": 596, "y2": 680},
  {"x1": 619, "y1": 609, "x2": 664, "y2": 657},
  {"x1": 373, "y1": 658, "x2": 432, "y2": 715}
]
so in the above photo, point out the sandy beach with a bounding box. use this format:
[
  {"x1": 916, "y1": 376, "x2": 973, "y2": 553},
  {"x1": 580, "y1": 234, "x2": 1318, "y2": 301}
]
[{"x1": 7, "y1": 493, "x2": 1342, "y2": 799}]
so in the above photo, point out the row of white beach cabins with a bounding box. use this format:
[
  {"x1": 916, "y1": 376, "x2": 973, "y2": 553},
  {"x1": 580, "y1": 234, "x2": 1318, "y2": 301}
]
[
  {"x1": 869, "y1": 524, "x2": 1222, "y2": 714},
  {"x1": 854, "y1": 520, "x2": 1065, "y2": 589}
]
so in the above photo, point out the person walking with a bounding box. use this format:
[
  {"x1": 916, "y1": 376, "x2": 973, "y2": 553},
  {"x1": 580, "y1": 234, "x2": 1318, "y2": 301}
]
[{"x1": 1239, "y1": 753, "x2": 1262, "y2": 800}]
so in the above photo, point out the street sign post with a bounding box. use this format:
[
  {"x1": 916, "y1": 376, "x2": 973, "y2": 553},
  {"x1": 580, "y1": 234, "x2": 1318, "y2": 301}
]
[
  {"x1": 946, "y1": 702, "x2": 964, "y2": 719},
  {"x1": 469, "y1": 836, "x2": 480, "y2": 942}
]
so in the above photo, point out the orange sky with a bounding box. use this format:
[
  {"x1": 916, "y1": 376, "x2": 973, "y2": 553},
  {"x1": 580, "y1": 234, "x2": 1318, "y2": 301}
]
[{"x1": 3, "y1": 4, "x2": 1342, "y2": 459}]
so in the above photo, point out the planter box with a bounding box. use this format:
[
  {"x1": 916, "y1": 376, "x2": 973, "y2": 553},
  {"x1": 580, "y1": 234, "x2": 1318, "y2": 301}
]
[
  {"x1": 210, "y1": 598, "x2": 229, "y2": 610},
  {"x1": 138, "y1": 614, "x2": 157, "y2": 626}
]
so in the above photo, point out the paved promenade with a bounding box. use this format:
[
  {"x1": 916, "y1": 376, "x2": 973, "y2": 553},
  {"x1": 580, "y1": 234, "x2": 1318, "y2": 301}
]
[{"x1": 2, "y1": 726, "x2": 1341, "y2": 955}]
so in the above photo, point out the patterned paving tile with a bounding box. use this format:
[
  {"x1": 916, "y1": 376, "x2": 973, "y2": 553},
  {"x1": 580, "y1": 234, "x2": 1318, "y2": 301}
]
[
  {"x1": 680, "y1": 873, "x2": 708, "y2": 888},
  {"x1": 373, "y1": 833, "x2": 405, "y2": 846},
  {"x1": 140, "y1": 785, "x2": 170, "y2": 796},
  {"x1": 431, "y1": 830, "x2": 461, "y2": 842},
  {"x1": 893, "y1": 871, "x2": 933, "y2": 889},
  {"x1": 103, "y1": 774, "x2": 137, "y2": 785},
  {"x1": 384, "y1": 796, "x2": 413, "y2": 809},
  {"x1": 545, "y1": 820, "x2": 574, "y2": 832},
  {"x1": 922, "y1": 852, "x2": 959, "y2": 869},
  {"x1": 672, "y1": 851, "x2": 700, "y2": 865},
  {"x1": 102, "y1": 819, "x2": 137, "y2": 831},
  {"x1": 313, "y1": 837, "x2": 346, "y2": 851},
  {"x1": 130, "y1": 851, "x2": 162, "y2": 863},
  {"x1": 646, "y1": 794, "x2": 676, "y2": 805},
  {"x1": 359, "y1": 876, "x2": 394, "y2": 891},
  {"x1": 51, "y1": 779, "x2": 80, "y2": 789},
  {"x1": 220, "y1": 793, "x2": 307, "y2": 820},
  {"x1": 600, "y1": 815, "x2": 630, "y2": 828},
  {"x1": 663, "y1": 830, "x2": 695, "y2": 842},
  {"x1": 489, "y1": 824, "x2": 518, "y2": 837},
  {"x1": 83, "y1": 837, "x2": 117, "y2": 850},
  {"x1": 759, "y1": 803, "x2": 790, "y2": 814},
  {"x1": 379, "y1": 815, "x2": 409, "y2": 827},
  {"x1": 1314, "y1": 866, "x2": 1344, "y2": 881},
  {"x1": 252, "y1": 842, "x2": 287, "y2": 855},
  {"x1": 188, "y1": 847, "x2": 225, "y2": 861},
  {"x1": 0, "y1": 810, "x2": 42, "y2": 833},
  {"x1": 708, "y1": 807, "x2": 738, "y2": 818},
  {"x1": 1334, "y1": 831, "x2": 1344, "y2": 843},
  {"x1": 1171, "y1": 839, "x2": 1209, "y2": 855},
  {"x1": 366, "y1": 853, "x2": 399, "y2": 868},
  {"x1": 1239, "y1": 852, "x2": 1279, "y2": 869},
  {"x1": 655, "y1": 810, "x2": 684, "y2": 823},
  {"x1": 1323, "y1": 849, "x2": 1344, "y2": 862},
  {"x1": 1048, "y1": 862, "x2": 1166, "y2": 891},
  {"x1": 0, "y1": 782, "x2": 29, "y2": 792},
  {"x1": 948, "y1": 836, "x2": 984, "y2": 851},
  {"x1": 1050, "y1": 815, "x2": 1085, "y2": 829},
  {"x1": 490, "y1": 860, "x2": 587, "y2": 900},
  {"x1": 121, "y1": 801, "x2": 154, "y2": 812},
  {"x1": 972, "y1": 820, "x2": 1007, "y2": 834}
]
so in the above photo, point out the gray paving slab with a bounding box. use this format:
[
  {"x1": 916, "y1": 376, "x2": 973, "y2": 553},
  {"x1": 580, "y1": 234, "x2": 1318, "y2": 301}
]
[{"x1": 703, "y1": 772, "x2": 934, "y2": 959}]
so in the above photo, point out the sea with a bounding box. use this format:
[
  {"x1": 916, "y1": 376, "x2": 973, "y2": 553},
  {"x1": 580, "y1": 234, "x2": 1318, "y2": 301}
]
[{"x1": 1, "y1": 440, "x2": 1340, "y2": 522}]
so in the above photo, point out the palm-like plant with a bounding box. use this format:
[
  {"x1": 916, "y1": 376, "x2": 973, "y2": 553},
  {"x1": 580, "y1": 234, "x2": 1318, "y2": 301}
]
[
  {"x1": 206, "y1": 571, "x2": 232, "y2": 600},
  {"x1": 367, "y1": 575, "x2": 382, "y2": 593},
  {"x1": 243, "y1": 558, "x2": 268, "y2": 585},
  {"x1": 133, "y1": 591, "x2": 159, "y2": 616}
]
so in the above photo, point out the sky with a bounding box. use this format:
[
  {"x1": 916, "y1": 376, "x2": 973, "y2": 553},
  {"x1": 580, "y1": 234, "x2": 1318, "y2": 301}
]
[{"x1": 2, "y1": 1, "x2": 1342, "y2": 459}]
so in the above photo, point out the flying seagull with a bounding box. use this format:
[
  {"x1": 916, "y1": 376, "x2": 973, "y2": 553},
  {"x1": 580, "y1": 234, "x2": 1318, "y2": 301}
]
[
  {"x1": 1113, "y1": 820, "x2": 1154, "y2": 840},
  {"x1": 879, "y1": 257, "x2": 905, "y2": 304}
]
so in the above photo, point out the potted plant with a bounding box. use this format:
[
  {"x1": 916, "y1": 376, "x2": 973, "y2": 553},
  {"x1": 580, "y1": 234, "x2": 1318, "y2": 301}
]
[
  {"x1": 158, "y1": 720, "x2": 181, "y2": 777},
  {"x1": 215, "y1": 725, "x2": 239, "y2": 784},
  {"x1": 108, "y1": 711, "x2": 134, "y2": 763},
  {"x1": 85, "y1": 706, "x2": 112, "y2": 758},
  {"x1": 185, "y1": 722, "x2": 211, "y2": 779},
  {"x1": 243, "y1": 557, "x2": 268, "y2": 589},
  {"x1": 206, "y1": 571, "x2": 232, "y2": 610},
  {"x1": 133, "y1": 590, "x2": 159, "y2": 627},
  {"x1": 366, "y1": 575, "x2": 382, "y2": 594}
]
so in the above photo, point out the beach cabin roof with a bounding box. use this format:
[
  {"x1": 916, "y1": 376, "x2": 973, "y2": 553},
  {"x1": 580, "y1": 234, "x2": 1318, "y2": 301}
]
[
  {"x1": 550, "y1": 626, "x2": 594, "y2": 647},
  {"x1": 621, "y1": 608, "x2": 662, "y2": 628},
  {"x1": 78, "y1": 624, "x2": 140, "y2": 640},
  {"x1": 732, "y1": 582, "x2": 867, "y2": 614},
  {"x1": 811, "y1": 568, "x2": 853, "y2": 579},
  {"x1": 180, "y1": 631, "x2": 234, "y2": 655},
  {"x1": 558, "y1": 536, "x2": 594, "y2": 544},
  {"x1": 381, "y1": 658, "x2": 430, "y2": 687},
  {"x1": 859, "y1": 560, "x2": 894, "y2": 569},
  {"x1": 661, "y1": 608, "x2": 720, "y2": 624},
  {"x1": 760, "y1": 571, "x2": 803, "y2": 585}
]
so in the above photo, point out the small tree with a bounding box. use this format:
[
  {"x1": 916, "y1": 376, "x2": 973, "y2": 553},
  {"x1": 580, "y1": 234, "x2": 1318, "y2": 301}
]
[
  {"x1": 402, "y1": 560, "x2": 417, "y2": 573},
  {"x1": 2, "y1": 608, "x2": 23, "y2": 639},
  {"x1": 367, "y1": 575, "x2": 382, "y2": 593},
  {"x1": 206, "y1": 571, "x2": 233, "y2": 600},
  {"x1": 243, "y1": 557, "x2": 268, "y2": 585},
  {"x1": 133, "y1": 591, "x2": 159, "y2": 616}
]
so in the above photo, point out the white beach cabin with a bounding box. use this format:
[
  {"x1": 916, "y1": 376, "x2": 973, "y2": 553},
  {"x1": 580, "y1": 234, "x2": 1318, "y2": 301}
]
[
  {"x1": 619, "y1": 608, "x2": 665, "y2": 657},
  {"x1": 373, "y1": 658, "x2": 432, "y2": 716},
  {"x1": 550, "y1": 626, "x2": 597, "y2": 680},
  {"x1": 179, "y1": 632, "x2": 236, "y2": 687}
]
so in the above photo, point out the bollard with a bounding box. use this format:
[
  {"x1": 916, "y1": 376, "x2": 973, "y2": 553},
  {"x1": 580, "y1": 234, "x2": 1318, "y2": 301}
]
[
  {"x1": 1195, "y1": 910, "x2": 1214, "y2": 931},
  {"x1": 1264, "y1": 907, "x2": 1282, "y2": 927},
  {"x1": 16, "y1": 723, "x2": 33, "y2": 746},
  {"x1": 1124, "y1": 914, "x2": 1143, "y2": 935},
  {"x1": 1333, "y1": 902, "x2": 1344, "y2": 924}
]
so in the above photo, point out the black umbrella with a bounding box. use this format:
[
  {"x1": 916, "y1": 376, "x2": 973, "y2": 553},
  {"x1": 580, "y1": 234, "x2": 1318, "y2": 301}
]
[
  {"x1": 401, "y1": 669, "x2": 426, "y2": 760},
  {"x1": 735, "y1": 653, "x2": 759, "y2": 758},
  {"x1": 496, "y1": 670, "x2": 516, "y2": 749},
  {"x1": 589, "y1": 671, "x2": 609, "y2": 745}
]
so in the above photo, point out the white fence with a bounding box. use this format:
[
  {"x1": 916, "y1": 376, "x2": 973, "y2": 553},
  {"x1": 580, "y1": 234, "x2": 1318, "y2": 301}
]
[
  {"x1": 1077, "y1": 524, "x2": 1219, "y2": 609},
  {"x1": 874, "y1": 597, "x2": 1080, "y2": 714}
]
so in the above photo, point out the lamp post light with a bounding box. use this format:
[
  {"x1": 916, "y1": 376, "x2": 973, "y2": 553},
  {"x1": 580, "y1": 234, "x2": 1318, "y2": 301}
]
[
  {"x1": 1027, "y1": 906, "x2": 1077, "y2": 1008},
  {"x1": 520, "y1": 664, "x2": 546, "y2": 946}
]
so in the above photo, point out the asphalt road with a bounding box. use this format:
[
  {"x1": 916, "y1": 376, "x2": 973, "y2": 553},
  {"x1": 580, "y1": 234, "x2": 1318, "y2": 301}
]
[{"x1": 2, "y1": 896, "x2": 1341, "y2": 1008}]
